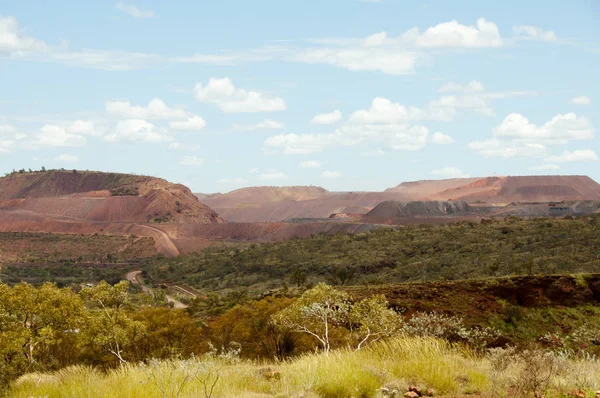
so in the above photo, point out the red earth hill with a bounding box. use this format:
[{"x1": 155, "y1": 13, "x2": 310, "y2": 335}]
[
  {"x1": 0, "y1": 170, "x2": 223, "y2": 224},
  {"x1": 198, "y1": 176, "x2": 600, "y2": 222}
]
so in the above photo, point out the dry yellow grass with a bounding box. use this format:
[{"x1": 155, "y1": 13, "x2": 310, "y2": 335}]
[{"x1": 9, "y1": 337, "x2": 600, "y2": 398}]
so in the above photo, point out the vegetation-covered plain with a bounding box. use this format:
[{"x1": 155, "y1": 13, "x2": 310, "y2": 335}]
[
  {"x1": 145, "y1": 216, "x2": 600, "y2": 295},
  {"x1": 3, "y1": 216, "x2": 600, "y2": 396}
]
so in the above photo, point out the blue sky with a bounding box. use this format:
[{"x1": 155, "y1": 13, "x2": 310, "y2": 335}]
[{"x1": 1, "y1": 0, "x2": 599, "y2": 192}]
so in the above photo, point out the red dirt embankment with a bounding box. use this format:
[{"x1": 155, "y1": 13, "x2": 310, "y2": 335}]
[
  {"x1": 346, "y1": 274, "x2": 600, "y2": 325},
  {"x1": 0, "y1": 170, "x2": 223, "y2": 224}
]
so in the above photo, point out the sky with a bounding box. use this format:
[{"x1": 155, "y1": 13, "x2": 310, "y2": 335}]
[{"x1": 1, "y1": 0, "x2": 599, "y2": 193}]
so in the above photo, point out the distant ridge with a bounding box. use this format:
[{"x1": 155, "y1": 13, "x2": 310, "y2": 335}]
[{"x1": 199, "y1": 175, "x2": 600, "y2": 222}]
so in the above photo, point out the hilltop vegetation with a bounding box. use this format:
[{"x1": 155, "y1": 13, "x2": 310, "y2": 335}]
[{"x1": 145, "y1": 216, "x2": 600, "y2": 295}]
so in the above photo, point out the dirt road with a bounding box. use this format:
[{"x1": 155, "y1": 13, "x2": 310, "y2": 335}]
[
  {"x1": 130, "y1": 224, "x2": 180, "y2": 257},
  {"x1": 125, "y1": 270, "x2": 188, "y2": 309}
]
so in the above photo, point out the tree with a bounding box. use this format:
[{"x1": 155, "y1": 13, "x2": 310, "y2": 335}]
[
  {"x1": 80, "y1": 281, "x2": 144, "y2": 364},
  {"x1": 0, "y1": 282, "x2": 85, "y2": 386},
  {"x1": 290, "y1": 268, "x2": 306, "y2": 288},
  {"x1": 272, "y1": 283, "x2": 350, "y2": 354},
  {"x1": 349, "y1": 294, "x2": 400, "y2": 350}
]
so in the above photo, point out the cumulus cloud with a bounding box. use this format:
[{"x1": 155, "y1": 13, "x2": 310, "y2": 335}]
[
  {"x1": 493, "y1": 113, "x2": 594, "y2": 144},
  {"x1": 348, "y1": 86, "x2": 533, "y2": 125},
  {"x1": 545, "y1": 149, "x2": 598, "y2": 163},
  {"x1": 179, "y1": 155, "x2": 204, "y2": 166},
  {"x1": 299, "y1": 160, "x2": 323, "y2": 168},
  {"x1": 116, "y1": 3, "x2": 155, "y2": 18},
  {"x1": 35, "y1": 125, "x2": 86, "y2": 147},
  {"x1": 513, "y1": 25, "x2": 557, "y2": 41},
  {"x1": 349, "y1": 97, "x2": 425, "y2": 124},
  {"x1": 0, "y1": 16, "x2": 48, "y2": 54},
  {"x1": 195, "y1": 77, "x2": 286, "y2": 113},
  {"x1": 431, "y1": 132, "x2": 455, "y2": 144},
  {"x1": 67, "y1": 120, "x2": 100, "y2": 136},
  {"x1": 55, "y1": 154, "x2": 79, "y2": 163},
  {"x1": 321, "y1": 170, "x2": 342, "y2": 178},
  {"x1": 311, "y1": 110, "x2": 343, "y2": 125},
  {"x1": 570, "y1": 96, "x2": 591, "y2": 105},
  {"x1": 430, "y1": 167, "x2": 470, "y2": 179},
  {"x1": 469, "y1": 112, "x2": 595, "y2": 158},
  {"x1": 404, "y1": 18, "x2": 502, "y2": 48},
  {"x1": 104, "y1": 119, "x2": 173, "y2": 143},
  {"x1": 169, "y1": 115, "x2": 207, "y2": 131},
  {"x1": 106, "y1": 98, "x2": 189, "y2": 120},
  {"x1": 529, "y1": 164, "x2": 560, "y2": 171},
  {"x1": 232, "y1": 119, "x2": 284, "y2": 131},
  {"x1": 259, "y1": 170, "x2": 288, "y2": 181}
]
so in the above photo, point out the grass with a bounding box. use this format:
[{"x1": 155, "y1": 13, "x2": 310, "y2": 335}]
[{"x1": 9, "y1": 337, "x2": 600, "y2": 398}]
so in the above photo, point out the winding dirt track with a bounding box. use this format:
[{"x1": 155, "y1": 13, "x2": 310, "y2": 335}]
[
  {"x1": 128, "y1": 224, "x2": 180, "y2": 257},
  {"x1": 126, "y1": 270, "x2": 188, "y2": 309}
]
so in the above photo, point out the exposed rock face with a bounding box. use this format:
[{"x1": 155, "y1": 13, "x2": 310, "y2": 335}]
[{"x1": 364, "y1": 200, "x2": 476, "y2": 222}]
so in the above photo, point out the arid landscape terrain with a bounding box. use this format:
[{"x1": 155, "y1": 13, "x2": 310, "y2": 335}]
[{"x1": 2, "y1": 171, "x2": 600, "y2": 258}]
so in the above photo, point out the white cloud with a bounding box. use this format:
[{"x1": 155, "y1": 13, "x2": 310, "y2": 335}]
[
  {"x1": 470, "y1": 112, "x2": 595, "y2": 159},
  {"x1": 106, "y1": 98, "x2": 188, "y2": 120},
  {"x1": 67, "y1": 120, "x2": 100, "y2": 136},
  {"x1": 104, "y1": 119, "x2": 173, "y2": 143},
  {"x1": 438, "y1": 80, "x2": 484, "y2": 93},
  {"x1": 311, "y1": 110, "x2": 343, "y2": 125},
  {"x1": 195, "y1": 77, "x2": 286, "y2": 113},
  {"x1": 264, "y1": 123, "x2": 429, "y2": 154},
  {"x1": 55, "y1": 154, "x2": 79, "y2": 163},
  {"x1": 0, "y1": 16, "x2": 48, "y2": 54},
  {"x1": 264, "y1": 132, "x2": 339, "y2": 154},
  {"x1": 468, "y1": 139, "x2": 547, "y2": 158},
  {"x1": 179, "y1": 156, "x2": 204, "y2": 166},
  {"x1": 545, "y1": 150, "x2": 598, "y2": 163},
  {"x1": 248, "y1": 168, "x2": 260, "y2": 174},
  {"x1": 36, "y1": 125, "x2": 86, "y2": 147},
  {"x1": 429, "y1": 94, "x2": 495, "y2": 117},
  {"x1": 404, "y1": 18, "x2": 502, "y2": 48},
  {"x1": 1, "y1": 15, "x2": 508, "y2": 75},
  {"x1": 232, "y1": 119, "x2": 284, "y2": 131},
  {"x1": 349, "y1": 97, "x2": 425, "y2": 124},
  {"x1": 570, "y1": 96, "x2": 591, "y2": 105},
  {"x1": 0, "y1": 124, "x2": 24, "y2": 153},
  {"x1": 493, "y1": 113, "x2": 594, "y2": 144},
  {"x1": 430, "y1": 167, "x2": 470, "y2": 179},
  {"x1": 529, "y1": 164, "x2": 560, "y2": 171},
  {"x1": 0, "y1": 124, "x2": 17, "y2": 136},
  {"x1": 218, "y1": 177, "x2": 248, "y2": 184},
  {"x1": 431, "y1": 132, "x2": 455, "y2": 144},
  {"x1": 294, "y1": 45, "x2": 420, "y2": 76},
  {"x1": 299, "y1": 160, "x2": 323, "y2": 168},
  {"x1": 169, "y1": 115, "x2": 207, "y2": 131},
  {"x1": 259, "y1": 170, "x2": 288, "y2": 181},
  {"x1": 321, "y1": 170, "x2": 342, "y2": 178},
  {"x1": 116, "y1": 2, "x2": 155, "y2": 19},
  {"x1": 513, "y1": 25, "x2": 556, "y2": 42}
]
